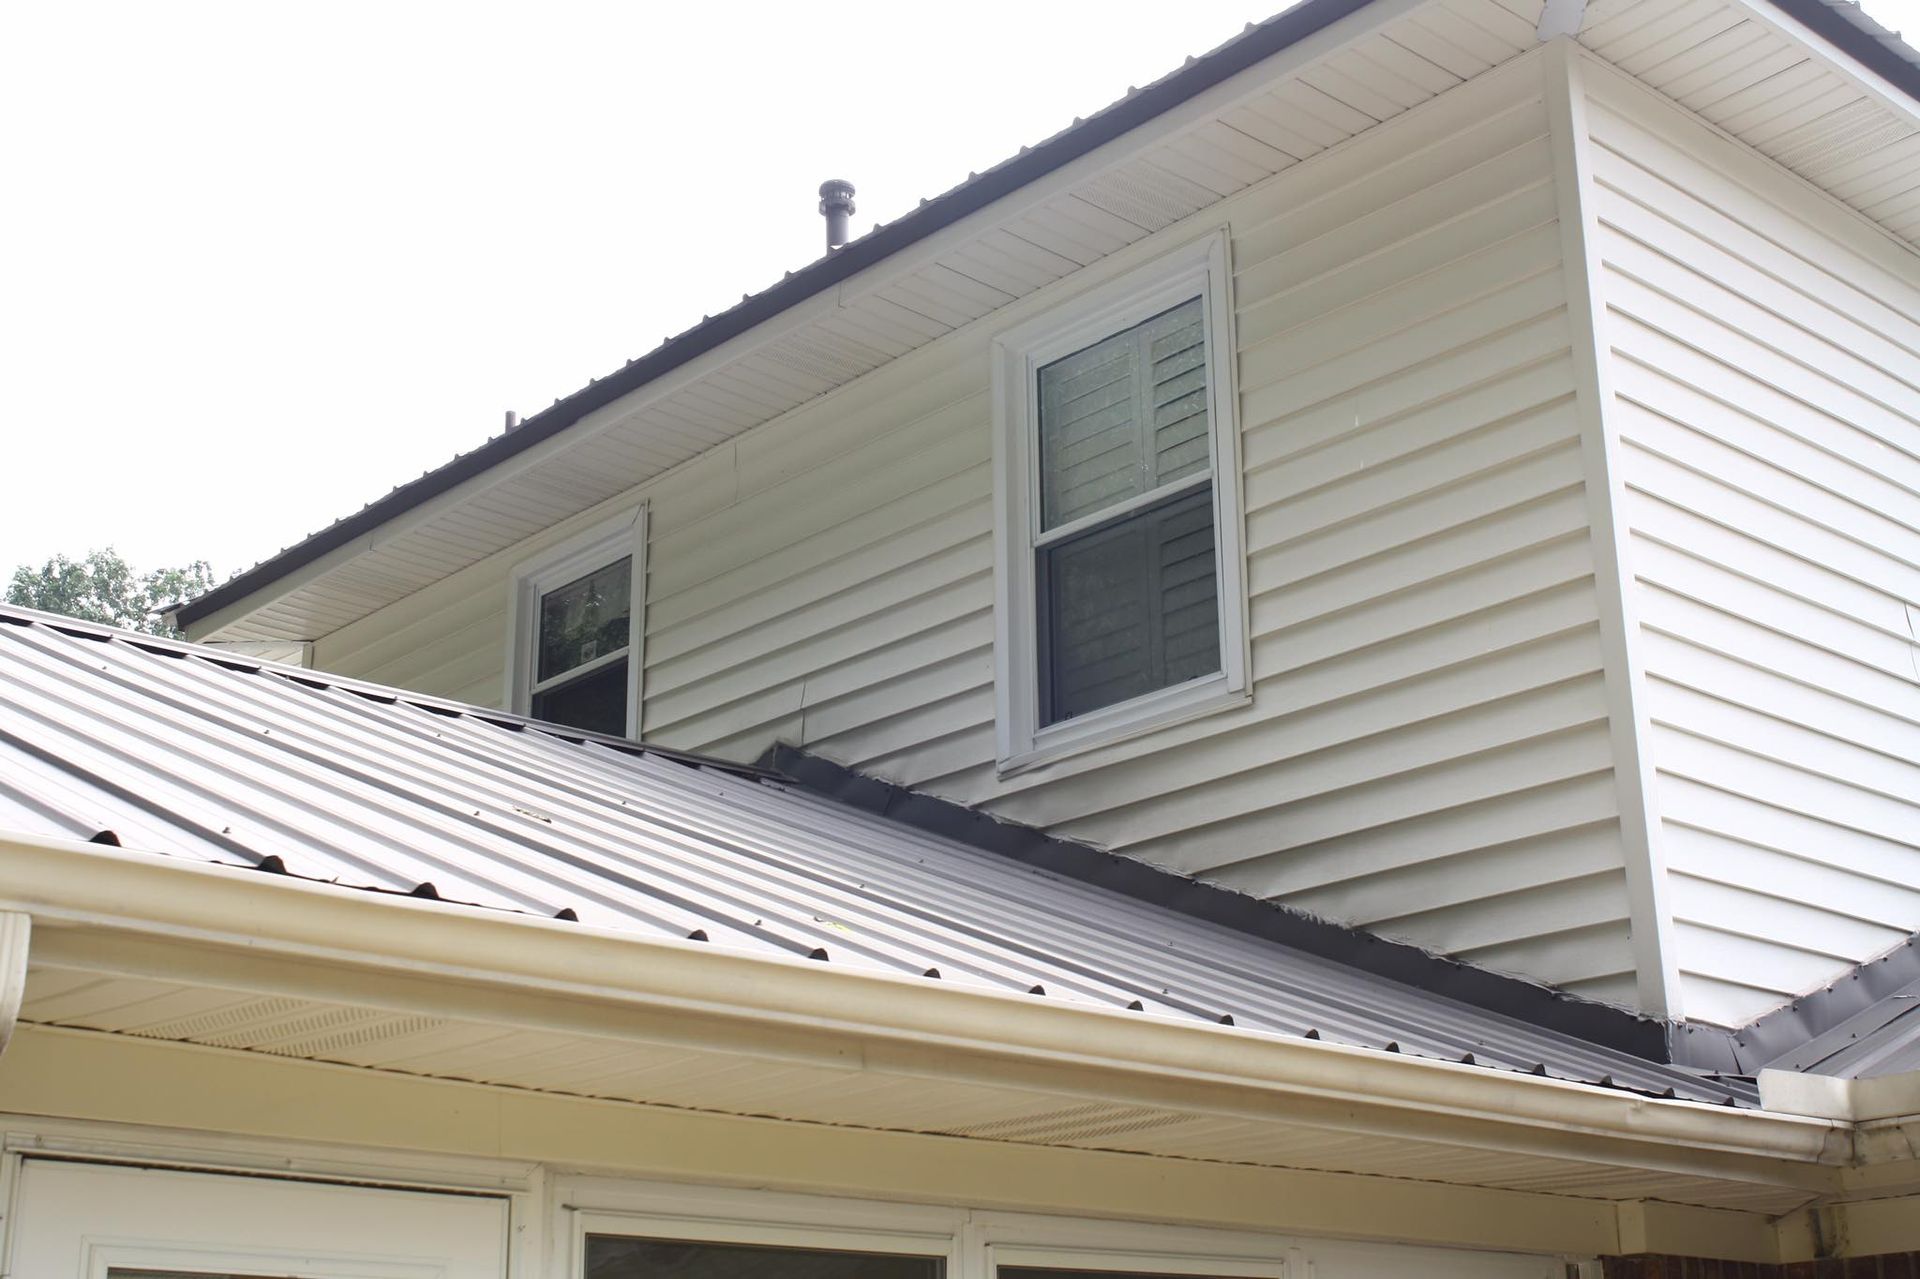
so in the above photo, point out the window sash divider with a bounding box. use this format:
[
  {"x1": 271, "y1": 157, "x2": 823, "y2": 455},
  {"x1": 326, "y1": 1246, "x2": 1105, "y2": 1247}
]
[
  {"x1": 529, "y1": 644, "x2": 630, "y2": 697},
  {"x1": 1031, "y1": 470, "x2": 1212, "y2": 550}
]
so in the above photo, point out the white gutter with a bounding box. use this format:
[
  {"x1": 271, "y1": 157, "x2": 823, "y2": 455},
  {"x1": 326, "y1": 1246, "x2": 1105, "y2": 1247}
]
[{"x1": 0, "y1": 831, "x2": 1853, "y2": 1185}]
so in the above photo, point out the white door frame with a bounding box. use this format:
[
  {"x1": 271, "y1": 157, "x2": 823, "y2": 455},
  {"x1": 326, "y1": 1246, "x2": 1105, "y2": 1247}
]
[{"x1": 5, "y1": 1158, "x2": 512, "y2": 1279}]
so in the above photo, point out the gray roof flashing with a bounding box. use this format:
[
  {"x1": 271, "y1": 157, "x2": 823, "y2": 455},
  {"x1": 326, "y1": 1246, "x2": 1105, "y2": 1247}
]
[
  {"x1": 766, "y1": 744, "x2": 1696, "y2": 1063},
  {"x1": 764, "y1": 745, "x2": 1920, "y2": 1082}
]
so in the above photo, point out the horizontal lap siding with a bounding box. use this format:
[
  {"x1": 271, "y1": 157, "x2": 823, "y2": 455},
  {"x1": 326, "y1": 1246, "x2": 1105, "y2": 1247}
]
[
  {"x1": 1585, "y1": 69, "x2": 1920, "y2": 1027},
  {"x1": 313, "y1": 569, "x2": 508, "y2": 706},
  {"x1": 312, "y1": 66, "x2": 1637, "y2": 1007}
]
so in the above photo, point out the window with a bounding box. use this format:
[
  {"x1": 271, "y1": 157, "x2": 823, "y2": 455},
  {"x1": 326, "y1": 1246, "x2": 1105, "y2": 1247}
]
[
  {"x1": 586, "y1": 1237, "x2": 944, "y2": 1279},
  {"x1": 508, "y1": 507, "x2": 645, "y2": 737},
  {"x1": 993, "y1": 231, "x2": 1247, "y2": 772}
]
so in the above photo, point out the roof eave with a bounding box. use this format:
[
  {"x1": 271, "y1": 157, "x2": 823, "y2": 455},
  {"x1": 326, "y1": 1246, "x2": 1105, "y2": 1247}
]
[
  {"x1": 1, "y1": 828, "x2": 1852, "y2": 1183},
  {"x1": 175, "y1": 0, "x2": 1920, "y2": 637},
  {"x1": 171, "y1": 0, "x2": 1383, "y2": 631}
]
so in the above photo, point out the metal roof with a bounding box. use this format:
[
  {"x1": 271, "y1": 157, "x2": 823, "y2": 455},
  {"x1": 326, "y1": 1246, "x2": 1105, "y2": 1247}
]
[
  {"x1": 1762, "y1": 976, "x2": 1920, "y2": 1080},
  {"x1": 174, "y1": 0, "x2": 1920, "y2": 633},
  {"x1": 1737, "y1": 935, "x2": 1920, "y2": 1079},
  {"x1": 0, "y1": 603, "x2": 1752, "y2": 1106}
]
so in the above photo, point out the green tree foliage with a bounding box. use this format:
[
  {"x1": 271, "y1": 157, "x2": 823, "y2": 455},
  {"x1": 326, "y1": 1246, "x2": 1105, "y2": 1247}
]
[{"x1": 6, "y1": 548, "x2": 217, "y2": 637}]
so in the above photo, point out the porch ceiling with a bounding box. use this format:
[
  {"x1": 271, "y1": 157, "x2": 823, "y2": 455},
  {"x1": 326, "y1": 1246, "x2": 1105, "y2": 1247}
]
[{"x1": 184, "y1": 0, "x2": 1920, "y2": 648}]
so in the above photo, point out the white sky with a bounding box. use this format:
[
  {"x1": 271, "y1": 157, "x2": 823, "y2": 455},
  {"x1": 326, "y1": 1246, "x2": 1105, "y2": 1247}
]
[{"x1": 3, "y1": 0, "x2": 1918, "y2": 581}]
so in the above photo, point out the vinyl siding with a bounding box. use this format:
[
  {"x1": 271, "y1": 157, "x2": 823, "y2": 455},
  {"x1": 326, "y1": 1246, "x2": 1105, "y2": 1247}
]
[
  {"x1": 312, "y1": 61, "x2": 1640, "y2": 1007},
  {"x1": 1584, "y1": 62, "x2": 1920, "y2": 1026}
]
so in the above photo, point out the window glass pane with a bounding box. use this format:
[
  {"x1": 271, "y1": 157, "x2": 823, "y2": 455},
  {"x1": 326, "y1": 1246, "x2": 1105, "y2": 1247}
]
[
  {"x1": 1039, "y1": 486, "x2": 1219, "y2": 726},
  {"x1": 1037, "y1": 297, "x2": 1208, "y2": 531},
  {"x1": 1039, "y1": 324, "x2": 1141, "y2": 529},
  {"x1": 585, "y1": 1237, "x2": 943, "y2": 1279},
  {"x1": 538, "y1": 556, "x2": 631, "y2": 682},
  {"x1": 531, "y1": 658, "x2": 627, "y2": 736}
]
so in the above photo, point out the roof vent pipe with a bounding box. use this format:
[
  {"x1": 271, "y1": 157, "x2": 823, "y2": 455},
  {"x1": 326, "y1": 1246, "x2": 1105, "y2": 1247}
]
[
  {"x1": 504, "y1": 410, "x2": 520, "y2": 431},
  {"x1": 819, "y1": 179, "x2": 855, "y2": 252}
]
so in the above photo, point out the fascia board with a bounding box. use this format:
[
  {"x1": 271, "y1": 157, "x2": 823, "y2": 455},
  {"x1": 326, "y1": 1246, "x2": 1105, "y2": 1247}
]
[{"x1": 0, "y1": 830, "x2": 1850, "y2": 1187}]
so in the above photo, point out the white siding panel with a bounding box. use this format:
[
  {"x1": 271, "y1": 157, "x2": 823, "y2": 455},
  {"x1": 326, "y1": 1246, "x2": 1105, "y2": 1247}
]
[{"x1": 1586, "y1": 66, "x2": 1920, "y2": 1026}]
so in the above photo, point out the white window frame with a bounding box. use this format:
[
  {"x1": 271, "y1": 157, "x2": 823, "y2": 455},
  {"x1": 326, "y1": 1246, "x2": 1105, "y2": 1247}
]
[
  {"x1": 991, "y1": 229, "x2": 1249, "y2": 775},
  {"x1": 505, "y1": 504, "x2": 647, "y2": 738},
  {"x1": 559, "y1": 1178, "x2": 964, "y2": 1279}
]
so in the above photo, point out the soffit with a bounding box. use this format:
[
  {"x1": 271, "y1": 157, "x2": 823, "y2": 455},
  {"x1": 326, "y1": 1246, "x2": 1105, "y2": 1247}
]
[
  {"x1": 1580, "y1": 0, "x2": 1920, "y2": 241},
  {"x1": 193, "y1": 0, "x2": 1920, "y2": 645},
  {"x1": 12, "y1": 972, "x2": 1826, "y2": 1217}
]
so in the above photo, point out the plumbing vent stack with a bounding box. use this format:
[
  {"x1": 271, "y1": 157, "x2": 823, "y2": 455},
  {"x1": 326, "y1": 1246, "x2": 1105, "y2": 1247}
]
[{"x1": 819, "y1": 179, "x2": 856, "y2": 252}]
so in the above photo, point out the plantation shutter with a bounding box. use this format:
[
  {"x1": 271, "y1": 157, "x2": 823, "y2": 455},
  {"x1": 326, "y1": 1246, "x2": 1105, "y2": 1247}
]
[
  {"x1": 1037, "y1": 298, "x2": 1210, "y2": 530},
  {"x1": 1033, "y1": 297, "x2": 1221, "y2": 726}
]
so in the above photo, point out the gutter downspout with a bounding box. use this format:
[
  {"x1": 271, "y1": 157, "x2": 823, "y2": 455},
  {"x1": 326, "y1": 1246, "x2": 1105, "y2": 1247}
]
[{"x1": 0, "y1": 912, "x2": 28, "y2": 1056}]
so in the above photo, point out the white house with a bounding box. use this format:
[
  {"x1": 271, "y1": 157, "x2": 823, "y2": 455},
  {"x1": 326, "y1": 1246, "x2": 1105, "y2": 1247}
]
[{"x1": 4, "y1": 0, "x2": 1920, "y2": 1274}]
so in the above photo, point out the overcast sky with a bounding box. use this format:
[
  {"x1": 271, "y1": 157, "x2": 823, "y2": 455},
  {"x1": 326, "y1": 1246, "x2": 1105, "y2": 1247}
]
[{"x1": 4, "y1": 1, "x2": 1918, "y2": 583}]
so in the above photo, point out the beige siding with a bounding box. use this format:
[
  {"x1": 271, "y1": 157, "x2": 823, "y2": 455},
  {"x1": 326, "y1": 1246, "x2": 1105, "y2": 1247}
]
[
  {"x1": 314, "y1": 61, "x2": 1640, "y2": 1008},
  {"x1": 1584, "y1": 64, "x2": 1920, "y2": 1027}
]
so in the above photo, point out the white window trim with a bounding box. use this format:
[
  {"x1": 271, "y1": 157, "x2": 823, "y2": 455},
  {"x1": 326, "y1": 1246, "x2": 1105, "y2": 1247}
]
[
  {"x1": 560, "y1": 1178, "x2": 964, "y2": 1279},
  {"x1": 504, "y1": 504, "x2": 647, "y2": 737},
  {"x1": 991, "y1": 229, "x2": 1249, "y2": 776},
  {"x1": 985, "y1": 1241, "x2": 1292, "y2": 1279}
]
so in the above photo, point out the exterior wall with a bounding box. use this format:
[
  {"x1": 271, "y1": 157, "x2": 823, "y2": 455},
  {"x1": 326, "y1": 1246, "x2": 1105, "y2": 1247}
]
[
  {"x1": 1580, "y1": 61, "x2": 1920, "y2": 1027},
  {"x1": 313, "y1": 57, "x2": 1646, "y2": 1010}
]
